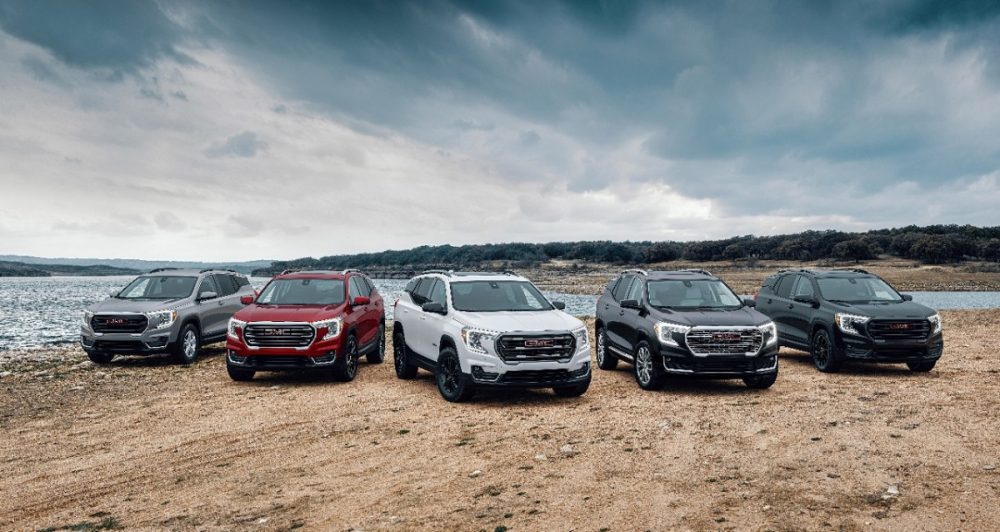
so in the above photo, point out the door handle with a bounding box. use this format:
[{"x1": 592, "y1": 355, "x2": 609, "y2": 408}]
[
  {"x1": 766, "y1": 299, "x2": 772, "y2": 304},
  {"x1": 787, "y1": 304, "x2": 794, "y2": 310}
]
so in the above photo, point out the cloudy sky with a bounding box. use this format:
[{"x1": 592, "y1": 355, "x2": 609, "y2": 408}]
[{"x1": 1, "y1": 1, "x2": 998, "y2": 262}]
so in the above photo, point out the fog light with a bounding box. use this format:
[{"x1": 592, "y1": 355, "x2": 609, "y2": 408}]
[{"x1": 471, "y1": 365, "x2": 500, "y2": 381}]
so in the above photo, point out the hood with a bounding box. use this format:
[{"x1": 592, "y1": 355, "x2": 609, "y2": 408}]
[
  {"x1": 235, "y1": 304, "x2": 346, "y2": 324},
  {"x1": 88, "y1": 297, "x2": 186, "y2": 314},
  {"x1": 456, "y1": 310, "x2": 585, "y2": 333},
  {"x1": 829, "y1": 300, "x2": 936, "y2": 319},
  {"x1": 650, "y1": 306, "x2": 771, "y2": 327}
]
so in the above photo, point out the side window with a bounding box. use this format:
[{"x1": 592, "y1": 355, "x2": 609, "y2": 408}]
[
  {"x1": 198, "y1": 275, "x2": 219, "y2": 298},
  {"x1": 428, "y1": 280, "x2": 447, "y2": 307},
  {"x1": 348, "y1": 277, "x2": 364, "y2": 299},
  {"x1": 612, "y1": 276, "x2": 634, "y2": 302},
  {"x1": 625, "y1": 277, "x2": 644, "y2": 302},
  {"x1": 775, "y1": 275, "x2": 794, "y2": 298},
  {"x1": 213, "y1": 274, "x2": 237, "y2": 296},
  {"x1": 607, "y1": 276, "x2": 621, "y2": 295},
  {"x1": 405, "y1": 278, "x2": 418, "y2": 294},
  {"x1": 362, "y1": 276, "x2": 374, "y2": 296},
  {"x1": 792, "y1": 276, "x2": 815, "y2": 299},
  {"x1": 234, "y1": 275, "x2": 250, "y2": 288},
  {"x1": 412, "y1": 278, "x2": 433, "y2": 304}
]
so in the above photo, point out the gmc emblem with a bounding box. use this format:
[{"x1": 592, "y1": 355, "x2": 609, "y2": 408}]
[
  {"x1": 712, "y1": 332, "x2": 741, "y2": 341},
  {"x1": 107, "y1": 318, "x2": 126, "y2": 325},
  {"x1": 524, "y1": 339, "x2": 555, "y2": 348},
  {"x1": 263, "y1": 328, "x2": 291, "y2": 336},
  {"x1": 889, "y1": 323, "x2": 911, "y2": 330}
]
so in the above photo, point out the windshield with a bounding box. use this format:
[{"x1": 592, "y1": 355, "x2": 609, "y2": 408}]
[
  {"x1": 117, "y1": 276, "x2": 196, "y2": 300},
  {"x1": 647, "y1": 279, "x2": 743, "y2": 309},
  {"x1": 257, "y1": 279, "x2": 345, "y2": 305},
  {"x1": 450, "y1": 280, "x2": 553, "y2": 312},
  {"x1": 817, "y1": 277, "x2": 902, "y2": 303}
]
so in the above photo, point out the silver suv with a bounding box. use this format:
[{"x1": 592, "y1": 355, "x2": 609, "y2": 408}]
[
  {"x1": 81, "y1": 268, "x2": 255, "y2": 365},
  {"x1": 392, "y1": 271, "x2": 591, "y2": 402}
]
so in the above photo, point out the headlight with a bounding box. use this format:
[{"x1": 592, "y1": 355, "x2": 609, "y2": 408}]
[
  {"x1": 654, "y1": 321, "x2": 691, "y2": 348},
  {"x1": 928, "y1": 313, "x2": 942, "y2": 334},
  {"x1": 572, "y1": 327, "x2": 589, "y2": 351},
  {"x1": 82, "y1": 310, "x2": 94, "y2": 327},
  {"x1": 228, "y1": 318, "x2": 246, "y2": 340},
  {"x1": 758, "y1": 321, "x2": 778, "y2": 346},
  {"x1": 835, "y1": 313, "x2": 870, "y2": 336},
  {"x1": 461, "y1": 327, "x2": 498, "y2": 355},
  {"x1": 313, "y1": 317, "x2": 342, "y2": 340},
  {"x1": 145, "y1": 310, "x2": 177, "y2": 330}
]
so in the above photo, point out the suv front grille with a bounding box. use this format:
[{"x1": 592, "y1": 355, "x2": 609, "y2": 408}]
[
  {"x1": 496, "y1": 333, "x2": 576, "y2": 362},
  {"x1": 684, "y1": 327, "x2": 763, "y2": 356},
  {"x1": 867, "y1": 319, "x2": 930, "y2": 341},
  {"x1": 243, "y1": 323, "x2": 316, "y2": 348},
  {"x1": 91, "y1": 314, "x2": 148, "y2": 333}
]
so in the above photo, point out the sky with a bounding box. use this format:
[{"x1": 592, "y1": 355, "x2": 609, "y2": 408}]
[{"x1": 0, "y1": 0, "x2": 998, "y2": 262}]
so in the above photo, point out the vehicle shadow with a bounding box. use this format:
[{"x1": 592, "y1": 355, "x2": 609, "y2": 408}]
[
  {"x1": 404, "y1": 371, "x2": 595, "y2": 406},
  {"x1": 779, "y1": 348, "x2": 925, "y2": 377},
  {"x1": 597, "y1": 366, "x2": 764, "y2": 396},
  {"x1": 104, "y1": 343, "x2": 227, "y2": 368}
]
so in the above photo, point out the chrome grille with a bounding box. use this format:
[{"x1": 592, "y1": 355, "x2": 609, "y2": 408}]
[
  {"x1": 243, "y1": 323, "x2": 315, "y2": 348},
  {"x1": 867, "y1": 319, "x2": 930, "y2": 341},
  {"x1": 92, "y1": 314, "x2": 148, "y2": 333},
  {"x1": 496, "y1": 333, "x2": 575, "y2": 362},
  {"x1": 684, "y1": 327, "x2": 763, "y2": 356}
]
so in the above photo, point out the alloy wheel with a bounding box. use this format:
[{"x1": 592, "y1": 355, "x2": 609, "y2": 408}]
[
  {"x1": 636, "y1": 346, "x2": 653, "y2": 385},
  {"x1": 183, "y1": 330, "x2": 197, "y2": 360},
  {"x1": 596, "y1": 331, "x2": 606, "y2": 365}
]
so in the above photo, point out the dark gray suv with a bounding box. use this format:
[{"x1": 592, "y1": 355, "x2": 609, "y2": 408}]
[{"x1": 81, "y1": 268, "x2": 256, "y2": 364}]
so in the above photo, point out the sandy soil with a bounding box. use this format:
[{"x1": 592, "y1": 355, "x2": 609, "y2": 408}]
[
  {"x1": 1, "y1": 310, "x2": 998, "y2": 531},
  {"x1": 523, "y1": 259, "x2": 1000, "y2": 296}
]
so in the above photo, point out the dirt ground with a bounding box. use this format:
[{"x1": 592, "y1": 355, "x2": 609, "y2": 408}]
[{"x1": 1, "y1": 310, "x2": 998, "y2": 531}]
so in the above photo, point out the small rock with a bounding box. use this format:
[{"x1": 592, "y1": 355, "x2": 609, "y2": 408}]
[
  {"x1": 827, "y1": 473, "x2": 840, "y2": 479},
  {"x1": 560, "y1": 444, "x2": 575, "y2": 457},
  {"x1": 256, "y1": 517, "x2": 269, "y2": 524},
  {"x1": 534, "y1": 453, "x2": 547, "y2": 461},
  {"x1": 0, "y1": 371, "x2": 12, "y2": 378},
  {"x1": 984, "y1": 464, "x2": 996, "y2": 471},
  {"x1": 469, "y1": 470, "x2": 481, "y2": 478},
  {"x1": 886, "y1": 485, "x2": 899, "y2": 497},
  {"x1": 762, "y1": 505, "x2": 772, "y2": 511},
  {"x1": 810, "y1": 436, "x2": 822, "y2": 441}
]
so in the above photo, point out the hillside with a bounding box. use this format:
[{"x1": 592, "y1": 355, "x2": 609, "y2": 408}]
[
  {"x1": 0, "y1": 261, "x2": 140, "y2": 277},
  {"x1": 0, "y1": 255, "x2": 273, "y2": 275}
]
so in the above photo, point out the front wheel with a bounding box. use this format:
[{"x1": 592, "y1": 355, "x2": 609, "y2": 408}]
[
  {"x1": 743, "y1": 371, "x2": 778, "y2": 389},
  {"x1": 367, "y1": 324, "x2": 386, "y2": 364},
  {"x1": 173, "y1": 324, "x2": 200, "y2": 365},
  {"x1": 907, "y1": 360, "x2": 937, "y2": 372},
  {"x1": 393, "y1": 328, "x2": 418, "y2": 379},
  {"x1": 810, "y1": 328, "x2": 843, "y2": 373},
  {"x1": 633, "y1": 341, "x2": 664, "y2": 391},
  {"x1": 595, "y1": 327, "x2": 617, "y2": 370},
  {"x1": 436, "y1": 348, "x2": 475, "y2": 402},
  {"x1": 86, "y1": 352, "x2": 115, "y2": 364},
  {"x1": 553, "y1": 374, "x2": 591, "y2": 397},
  {"x1": 227, "y1": 363, "x2": 255, "y2": 381},
  {"x1": 331, "y1": 335, "x2": 360, "y2": 382}
]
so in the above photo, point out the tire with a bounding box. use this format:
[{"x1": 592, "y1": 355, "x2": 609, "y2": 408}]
[
  {"x1": 595, "y1": 326, "x2": 618, "y2": 370},
  {"x1": 393, "y1": 327, "x2": 418, "y2": 379},
  {"x1": 436, "y1": 348, "x2": 475, "y2": 402},
  {"x1": 810, "y1": 328, "x2": 843, "y2": 373},
  {"x1": 173, "y1": 324, "x2": 200, "y2": 365},
  {"x1": 366, "y1": 323, "x2": 386, "y2": 364},
  {"x1": 227, "y1": 363, "x2": 255, "y2": 381},
  {"x1": 907, "y1": 360, "x2": 937, "y2": 372},
  {"x1": 633, "y1": 341, "x2": 664, "y2": 390},
  {"x1": 553, "y1": 373, "x2": 591, "y2": 397},
  {"x1": 86, "y1": 351, "x2": 115, "y2": 364},
  {"x1": 331, "y1": 335, "x2": 360, "y2": 382},
  {"x1": 743, "y1": 371, "x2": 778, "y2": 389}
]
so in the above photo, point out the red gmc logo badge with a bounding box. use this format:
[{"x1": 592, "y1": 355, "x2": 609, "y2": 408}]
[
  {"x1": 712, "y1": 332, "x2": 741, "y2": 341},
  {"x1": 524, "y1": 339, "x2": 555, "y2": 348},
  {"x1": 889, "y1": 323, "x2": 911, "y2": 330},
  {"x1": 107, "y1": 319, "x2": 126, "y2": 325},
  {"x1": 264, "y1": 328, "x2": 291, "y2": 336}
]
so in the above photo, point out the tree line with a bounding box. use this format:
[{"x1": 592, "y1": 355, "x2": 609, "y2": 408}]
[{"x1": 255, "y1": 225, "x2": 1000, "y2": 275}]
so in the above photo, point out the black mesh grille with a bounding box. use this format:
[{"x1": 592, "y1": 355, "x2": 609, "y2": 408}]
[
  {"x1": 496, "y1": 333, "x2": 575, "y2": 362},
  {"x1": 91, "y1": 314, "x2": 148, "y2": 333},
  {"x1": 499, "y1": 365, "x2": 589, "y2": 384},
  {"x1": 867, "y1": 319, "x2": 930, "y2": 341},
  {"x1": 243, "y1": 324, "x2": 315, "y2": 348}
]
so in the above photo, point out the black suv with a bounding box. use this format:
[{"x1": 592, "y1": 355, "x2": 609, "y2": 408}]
[
  {"x1": 754, "y1": 269, "x2": 943, "y2": 373},
  {"x1": 595, "y1": 269, "x2": 779, "y2": 390}
]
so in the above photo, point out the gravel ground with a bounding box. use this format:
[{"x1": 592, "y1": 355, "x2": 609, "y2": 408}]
[{"x1": 1, "y1": 310, "x2": 998, "y2": 531}]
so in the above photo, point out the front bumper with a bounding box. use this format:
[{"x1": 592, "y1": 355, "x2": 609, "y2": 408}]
[
  {"x1": 839, "y1": 332, "x2": 944, "y2": 363},
  {"x1": 80, "y1": 326, "x2": 176, "y2": 355},
  {"x1": 226, "y1": 336, "x2": 345, "y2": 372},
  {"x1": 658, "y1": 343, "x2": 780, "y2": 376},
  {"x1": 460, "y1": 341, "x2": 592, "y2": 388}
]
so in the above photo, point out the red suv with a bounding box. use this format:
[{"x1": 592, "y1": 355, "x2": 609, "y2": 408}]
[{"x1": 225, "y1": 269, "x2": 385, "y2": 381}]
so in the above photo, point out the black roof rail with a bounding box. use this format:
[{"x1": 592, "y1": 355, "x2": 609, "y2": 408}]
[
  {"x1": 421, "y1": 269, "x2": 452, "y2": 276},
  {"x1": 621, "y1": 268, "x2": 648, "y2": 276},
  {"x1": 681, "y1": 268, "x2": 713, "y2": 276},
  {"x1": 148, "y1": 267, "x2": 180, "y2": 273},
  {"x1": 833, "y1": 268, "x2": 870, "y2": 274},
  {"x1": 501, "y1": 270, "x2": 518, "y2": 276}
]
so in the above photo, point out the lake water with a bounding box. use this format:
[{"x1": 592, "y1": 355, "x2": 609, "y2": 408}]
[{"x1": 0, "y1": 276, "x2": 997, "y2": 350}]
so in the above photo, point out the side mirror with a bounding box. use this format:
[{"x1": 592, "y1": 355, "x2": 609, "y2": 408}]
[
  {"x1": 620, "y1": 299, "x2": 641, "y2": 310},
  {"x1": 552, "y1": 301, "x2": 566, "y2": 310},
  {"x1": 901, "y1": 294, "x2": 913, "y2": 301},
  {"x1": 352, "y1": 296, "x2": 370, "y2": 306},
  {"x1": 421, "y1": 302, "x2": 447, "y2": 315},
  {"x1": 240, "y1": 295, "x2": 255, "y2": 305},
  {"x1": 198, "y1": 291, "x2": 218, "y2": 301},
  {"x1": 108, "y1": 290, "x2": 119, "y2": 298},
  {"x1": 743, "y1": 297, "x2": 757, "y2": 308}
]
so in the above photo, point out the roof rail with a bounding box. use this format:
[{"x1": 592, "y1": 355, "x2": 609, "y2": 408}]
[
  {"x1": 501, "y1": 270, "x2": 518, "y2": 276},
  {"x1": 621, "y1": 268, "x2": 648, "y2": 276},
  {"x1": 148, "y1": 267, "x2": 180, "y2": 273},
  {"x1": 681, "y1": 268, "x2": 713, "y2": 276},
  {"x1": 341, "y1": 268, "x2": 364, "y2": 275},
  {"x1": 833, "y1": 268, "x2": 870, "y2": 274},
  {"x1": 421, "y1": 269, "x2": 453, "y2": 276}
]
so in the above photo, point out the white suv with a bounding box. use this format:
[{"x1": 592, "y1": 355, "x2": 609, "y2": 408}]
[{"x1": 392, "y1": 271, "x2": 592, "y2": 402}]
